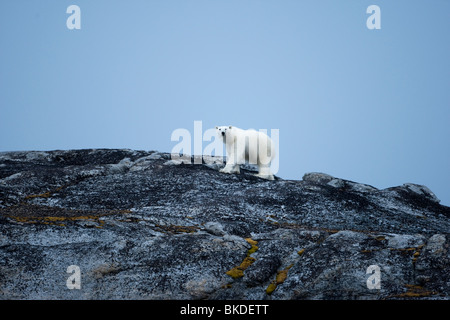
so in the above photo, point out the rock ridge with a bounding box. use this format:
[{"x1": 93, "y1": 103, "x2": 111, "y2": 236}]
[{"x1": 0, "y1": 149, "x2": 449, "y2": 299}]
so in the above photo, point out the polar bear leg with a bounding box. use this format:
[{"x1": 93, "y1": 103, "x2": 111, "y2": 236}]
[
  {"x1": 220, "y1": 162, "x2": 240, "y2": 174},
  {"x1": 220, "y1": 143, "x2": 243, "y2": 174},
  {"x1": 255, "y1": 164, "x2": 274, "y2": 180},
  {"x1": 220, "y1": 151, "x2": 241, "y2": 173}
]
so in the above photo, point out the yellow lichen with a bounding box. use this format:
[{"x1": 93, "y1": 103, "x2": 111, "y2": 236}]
[
  {"x1": 6, "y1": 209, "x2": 132, "y2": 228},
  {"x1": 265, "y1": 283, "x2": 277, "y2": 295},
  {"x1": 9, "y1": 215, "x2": 105, "y2": 228},
  {"x1": 25, "y1": 185, "x2": 66, "y2": 199},
  {"x1": 245, "y1": 238, "x2": 258, "y2": 246},
  {"x1": 245, "y1": 238, "x2": 259, "y2": 255},
  {"x1": 297, "y1": 249, "x2": 305, "y2": 256},
  {"x1": 395, "y1": 284, "x2": 437, "y2": 298},
  {"x1": 265, "y1": 264, "x2": 294, "y2": 295},
  {"x1": 155, "y1": 224, "x2": 198, "y2": 234},
  {"x1": 225, "y1": 238, "x2": 259, "y2": 279},
  {"x1": 412, "y1": 244, "x2": 424, "y2": 263},
  {"x1": 25, "y1": 191, "x2": 52, "y2": 199},
  {"x1": 225, "y1": 257, "x2": 256, "y2": 279},
  {"x1": 245, "y1": 238, "x2": 259, "y2": 256},
  {"x1": 275, "y1": 269, "x2": 289, "y2": 283}
]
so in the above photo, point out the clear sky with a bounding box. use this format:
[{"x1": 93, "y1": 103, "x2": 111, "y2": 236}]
[{"x1": 1, "y1": 1, "x2": 449, "y2": 205}]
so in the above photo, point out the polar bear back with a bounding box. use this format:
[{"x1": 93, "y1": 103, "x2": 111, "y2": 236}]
[{"x1": 227, "y1": 127, "x2": 275, "y2": 166}]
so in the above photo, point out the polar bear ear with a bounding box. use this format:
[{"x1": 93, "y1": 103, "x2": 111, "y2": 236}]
[
  {"x1": 228, "y1": 126, "x2": 232, "y2": 129},
  {"x1": 215, "y1": 126, "x2": 218, "y2": 129}
]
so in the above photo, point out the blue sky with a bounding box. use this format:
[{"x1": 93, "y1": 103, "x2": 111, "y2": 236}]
[{"x1": 1, "y1": 1, "x2": 449, "y2": 205}]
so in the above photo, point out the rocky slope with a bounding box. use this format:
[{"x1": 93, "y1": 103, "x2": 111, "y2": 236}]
[{"x1": 0, "y1": 149, "x2": 449, "y2": 299}]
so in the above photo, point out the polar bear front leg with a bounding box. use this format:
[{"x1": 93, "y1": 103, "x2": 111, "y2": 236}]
[
  {"x1": 220, "y1": 156, "x2": 240, "y2": 174},
  {"x1": 220, "y1": 144, "x2": 241, "y2": 174}
]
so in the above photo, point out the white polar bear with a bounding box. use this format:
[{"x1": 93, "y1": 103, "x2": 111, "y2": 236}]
[{"x1": 216, "y1": 125, "x2": 276, "y2": 180}]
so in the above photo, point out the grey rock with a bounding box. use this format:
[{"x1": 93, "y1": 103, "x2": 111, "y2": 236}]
[
  {"x1": 204, "y1": 222, "x2": 227, "y2": 236},
  {"x1": 302, "y1": 172, "x2": 335, "y2": 184},
  {"x1": 327, "y1": 178, "x2": 345, "y2": 189},
  {"x1": 403, "y1": 183, "x2": 440, "y2": 203},
  {"x1": 0, "y1": 149, "x2": 449, "y2": 300}
]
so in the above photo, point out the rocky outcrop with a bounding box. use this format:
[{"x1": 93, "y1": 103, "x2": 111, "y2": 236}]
[{"x1": 0, "y1": 149, "x2": 448, "y2": 299}]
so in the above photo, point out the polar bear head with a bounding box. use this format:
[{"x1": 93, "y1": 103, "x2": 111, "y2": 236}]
[{"x1": 215, "y1": 126, "x2": 233, "y2": 141}]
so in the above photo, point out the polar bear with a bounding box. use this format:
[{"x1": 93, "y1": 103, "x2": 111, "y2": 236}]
[{"x1": 216, "y1": 125, "x2": 275, "y2": 180}]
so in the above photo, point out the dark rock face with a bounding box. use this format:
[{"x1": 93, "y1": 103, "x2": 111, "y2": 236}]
[{"x1": 0, "y1": 149, "x2": 449, "y2": 299}]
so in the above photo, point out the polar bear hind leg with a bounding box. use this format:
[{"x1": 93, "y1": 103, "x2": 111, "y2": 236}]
[
  {"x1": 219, "y1": 163, "x2": 240, "y2": 174},
  {"x1": 255, "y1": 164, "x2": 274, "y2": 180}
]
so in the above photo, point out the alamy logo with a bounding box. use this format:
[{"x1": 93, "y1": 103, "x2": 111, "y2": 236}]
[
  {"x1": 366, "y1": 265, "x2": 381, "y2": 289},
  {"x1": 366, "y1": 5, "x2": 381, "y2": 30},
  {"x1": 64, "y1": 6, "x2": 380, "y2": 31},
  {"x1": 66, "y1": 265, "x2": 81, "y2": 289},
  {"x1": 66, "y1": 5, "x2": 81, "y2": 30}
]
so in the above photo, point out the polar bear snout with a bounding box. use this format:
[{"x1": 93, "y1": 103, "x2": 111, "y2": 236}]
[{"x1": 216, "y1": 126, "x2": 230, "y2": 138}]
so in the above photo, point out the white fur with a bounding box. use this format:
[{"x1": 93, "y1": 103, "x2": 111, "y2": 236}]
[{"x1": 216, "y1": 125, "x2": 275, "y2": 180}]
